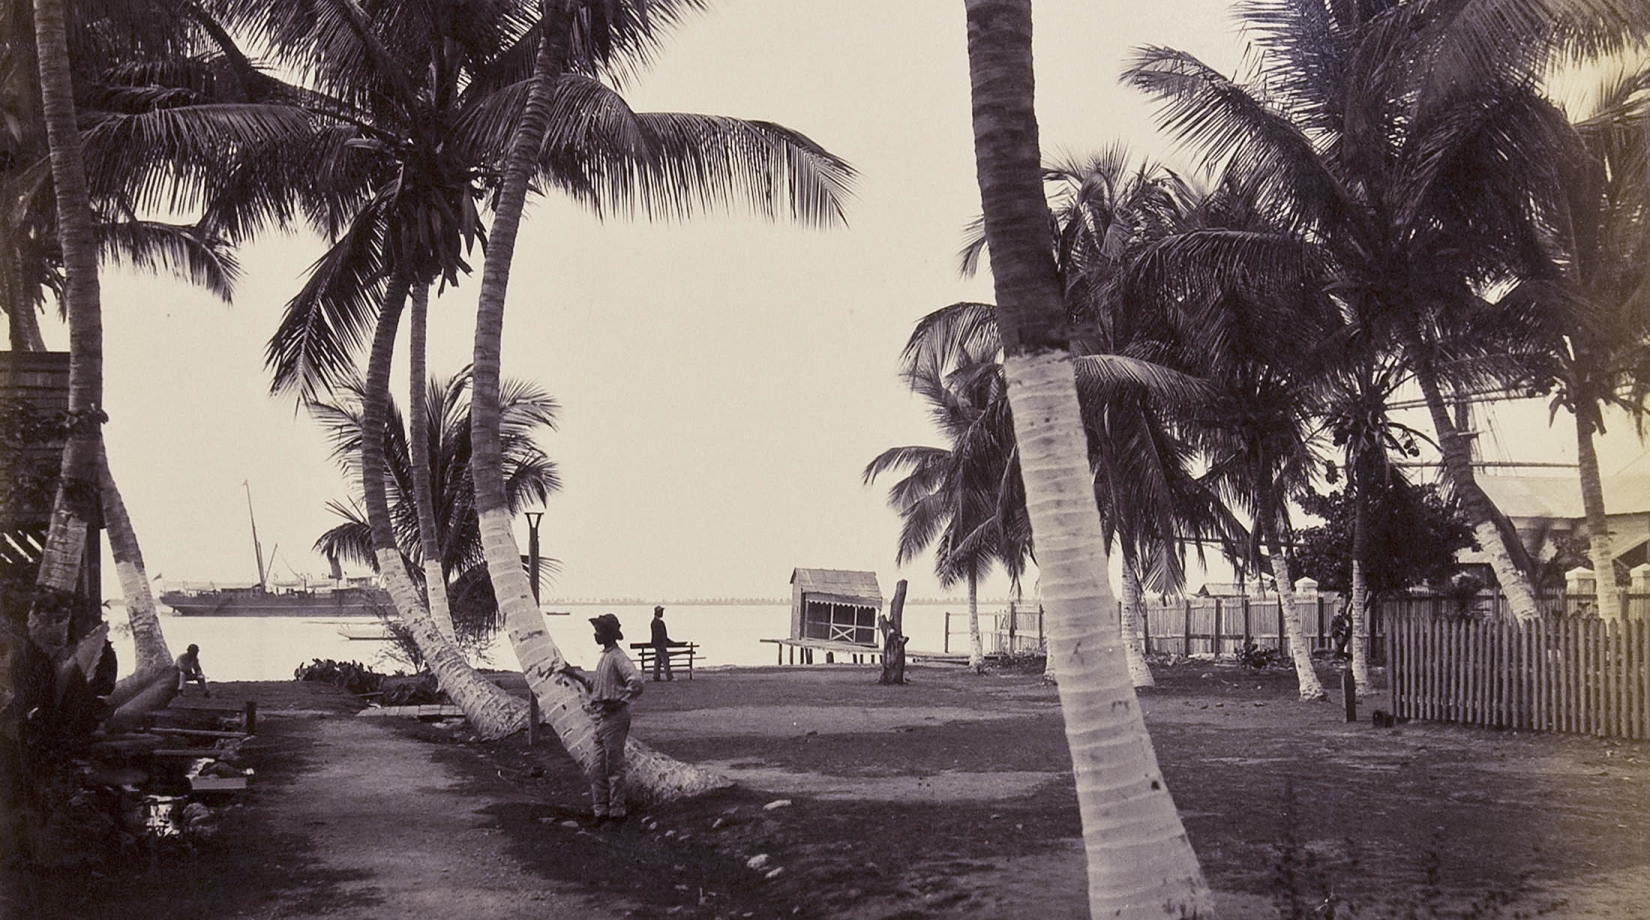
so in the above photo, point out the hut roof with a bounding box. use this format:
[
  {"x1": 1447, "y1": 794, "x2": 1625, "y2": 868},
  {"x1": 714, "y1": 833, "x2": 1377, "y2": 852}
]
[{"x1": 791, "y1": 568, "x2": 882, "y2": 606}]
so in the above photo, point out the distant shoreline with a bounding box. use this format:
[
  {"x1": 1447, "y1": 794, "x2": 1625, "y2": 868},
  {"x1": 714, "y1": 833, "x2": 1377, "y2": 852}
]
[{"x1": 540, "y1": 598, "x2": 1017, "y2": 608}]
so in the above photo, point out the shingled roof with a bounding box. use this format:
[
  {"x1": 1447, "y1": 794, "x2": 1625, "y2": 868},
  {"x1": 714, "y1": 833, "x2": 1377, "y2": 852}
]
[{"x1": 790, "y1": 568, "x2": 882, "y2": 606}]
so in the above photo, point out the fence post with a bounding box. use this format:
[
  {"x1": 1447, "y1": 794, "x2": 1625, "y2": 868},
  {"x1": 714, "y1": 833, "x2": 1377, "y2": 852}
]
[
  {"x1": 1213, "y1": 599, "x2": 1224, "y2": 659},
  {"x1": 1184, "y1": 597, "x2": 1193, "y2": 657},
  {"x1": 1242, "y1": 597, "x2": 1251, "y2": 650},
  {"x1": 944, "y1": 612, "x2": 950, "y2": 654}
]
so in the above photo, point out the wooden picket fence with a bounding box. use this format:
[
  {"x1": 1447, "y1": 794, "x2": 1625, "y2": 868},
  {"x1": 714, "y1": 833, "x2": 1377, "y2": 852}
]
[
  {"x1": 1139, "y1": 592, "x2": 1367, "y2": 659},
  {"x1": 1387, "y1": 596, "x2": 1650, "y2": 739}
]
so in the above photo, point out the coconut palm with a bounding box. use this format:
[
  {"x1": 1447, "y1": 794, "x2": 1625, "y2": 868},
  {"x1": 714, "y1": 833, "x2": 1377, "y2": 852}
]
[
  {"x1": 865, "y1": 311, "x2": 1019, "y2": 673},
  {"x1": 457, "y1": 0, "x2": 851, "y2": 803},
  {"x1": 310, "y1": 368, "x2": 561, "y2": 647},
  {"x1": 955, "y1": 150, "x2": 1244, "y2": 687},
  {"x1": 962, "y1": 2, "x2": 1209, "y2": 916},
  {"x1": 1520, "y1": 62, "x2": 1650, "y2": 619},
  {"x1": 25, "y1": 0, "x2": 108, "y2": 657},
  {"x1": 1120, "y1": 0, "x2": 1650, "y2": 621},
  {"x1": 1320, "y1": 353, "x2": 1432, "y2": 691}
]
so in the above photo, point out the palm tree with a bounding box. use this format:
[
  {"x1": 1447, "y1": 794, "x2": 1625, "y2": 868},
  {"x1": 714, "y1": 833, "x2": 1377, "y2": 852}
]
[
  {"x1": 1121, "y1": 0, "x2": 1650, "y2": 622},
  {"x1": 1321, "y1": 354, "x2": 1431, "y2": 691},
  {"x1": 463, "y1": 0, "x2": 852, "y2": 803},
  {"x1": 1522, "y1": 62, "x2": 1650, "y2": 620},
  {"x1": 310, "y1": 368, "x2": 561, "y2": 648},
  {"x1": 962, "y1": 2, "x2": 1209, "y2": 916},
  {"x1": 955, "y1": 150, "x2": 1242, "y2": 687},
  {"x1": 25, "y1": 0, "x2": 107, "y2": 657},
  {"x1": 866, "y1": 310, "x2": 1020, "y2": 673},
  {"x1": 5, "y1": 0, "x2": 303, "y2": 701}
]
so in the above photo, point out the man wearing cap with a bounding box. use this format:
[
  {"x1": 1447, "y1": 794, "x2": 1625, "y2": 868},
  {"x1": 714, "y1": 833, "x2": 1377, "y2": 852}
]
[
  {"x1": 575, "y1": 613, "x2": 643, "y2": 825},
  {"x1": 650, "y1": 605, "x2": 676, "y2": 682}
]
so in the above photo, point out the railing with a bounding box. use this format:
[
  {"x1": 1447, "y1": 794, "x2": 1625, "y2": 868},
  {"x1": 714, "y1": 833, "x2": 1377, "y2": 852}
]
[
  {"x1": 1138, "y1": 593, "x2": 1366, "y2": 660},
  {"x1": 1385, "y1": 593, "x2": 1650, "y2": 740},
  {"x1": 940, "y1": 594, "x2": 1370, "y2": 660},
  {"x1": 943, "y1": 606, "x2": 1045, "y2": 656}
]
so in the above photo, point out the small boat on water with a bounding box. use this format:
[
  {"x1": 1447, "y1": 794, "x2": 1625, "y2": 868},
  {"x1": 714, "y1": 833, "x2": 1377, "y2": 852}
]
[
  {"x1": 336, "y1": 622, "x2": 397, "y2": 641},
  {"x1": 160, "y1": 482, "x2": 393, "y2": 618}
]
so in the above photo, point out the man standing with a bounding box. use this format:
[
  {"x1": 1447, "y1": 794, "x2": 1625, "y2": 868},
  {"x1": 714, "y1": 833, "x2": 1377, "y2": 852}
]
[
  {"x1": 650, "y1": 605, "x2": 676, "y2": 681},
  {"x1": 175, "y1": 644, "x2": 209, "y2": 697},
  {"x1": 572, "y1": 614, "x2": 643, "y2": 825}
]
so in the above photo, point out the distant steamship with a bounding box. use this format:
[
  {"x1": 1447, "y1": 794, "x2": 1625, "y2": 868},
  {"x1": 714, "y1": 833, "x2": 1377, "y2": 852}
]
[{"x1": 159, "y1": 483, "x2": 391, "y2": 617}]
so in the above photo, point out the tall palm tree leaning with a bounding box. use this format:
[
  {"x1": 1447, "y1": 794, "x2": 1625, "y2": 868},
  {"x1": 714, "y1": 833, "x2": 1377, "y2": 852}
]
[
  {"x1": 962, "y1": 2, "x2": 1208, "y2": 916},
  {"x1": 469, "y1": 0, "x2": 853, "y2": 803}
]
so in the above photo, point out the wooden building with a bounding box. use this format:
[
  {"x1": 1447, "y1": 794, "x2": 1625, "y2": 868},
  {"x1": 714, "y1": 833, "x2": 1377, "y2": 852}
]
[
  {"x1": 789, "y1": 568, "x2": 882, "y2": 646},
  {"x1": 0, "y1": 351, "x2": 101, "y2": 621}
]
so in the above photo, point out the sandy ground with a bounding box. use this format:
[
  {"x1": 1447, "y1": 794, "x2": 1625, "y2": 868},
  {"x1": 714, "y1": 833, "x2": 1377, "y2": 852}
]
[{"x1": 25, "y1": 658, "x2": 1650, "y2": 919}]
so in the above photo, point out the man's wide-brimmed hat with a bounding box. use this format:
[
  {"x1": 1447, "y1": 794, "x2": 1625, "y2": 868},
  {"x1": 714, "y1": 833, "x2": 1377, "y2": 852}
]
[{"x1": 590, "y1": 613, "x2": 623, "y2": 641}]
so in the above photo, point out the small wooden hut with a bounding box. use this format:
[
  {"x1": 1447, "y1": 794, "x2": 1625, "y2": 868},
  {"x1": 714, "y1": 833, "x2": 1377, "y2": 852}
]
[{"x1": 790, "y1": 568, "x2": 882, "y2": 646}]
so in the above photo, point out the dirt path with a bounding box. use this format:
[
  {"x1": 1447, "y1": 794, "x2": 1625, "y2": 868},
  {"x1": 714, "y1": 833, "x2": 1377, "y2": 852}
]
[{"x1": 251, "y1": 711, "x2": 627, "y2": 920}]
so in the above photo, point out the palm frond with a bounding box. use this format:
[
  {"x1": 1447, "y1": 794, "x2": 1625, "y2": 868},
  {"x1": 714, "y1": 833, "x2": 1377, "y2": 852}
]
[{"x1": 97, "y1": 219, "x2": 240, "y2": 301}]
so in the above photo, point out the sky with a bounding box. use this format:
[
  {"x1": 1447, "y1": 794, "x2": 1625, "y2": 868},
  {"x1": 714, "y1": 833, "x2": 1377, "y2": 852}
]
[{"x1": 33, "y1": 3, "x2": 1648, "y2": 604}]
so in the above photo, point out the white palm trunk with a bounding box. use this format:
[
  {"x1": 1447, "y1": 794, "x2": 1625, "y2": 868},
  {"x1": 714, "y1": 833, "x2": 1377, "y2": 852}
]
[
  {"x1": 98, "y1": 445, "x2": 169, "y2": 675},
  {"x1": 376, "y1": 547, "x2": 527, "y2": 739},
  {"x1": 1120, "y1": 560, "x2": 1154, "y2": 689},
  {"x1": 967, "y1": 570, "x2": 985, "y2": 673},
  {"x1": 361, "y1": 292, "x2": 526, "y2": 742},
  {"x1": 1006, "y1": 351, "x2": 1208, "y2": 918},
  {"x1": 468, "y1": 23, "x2": 725, "y2": 803},
  {"x1": 1576, "y1": 415, "x2": 1620, "y2": 621},
  {"x1": 1271, "y1": 553, "x2": 1327, "y2": 700},
  {"x1": 1412, "y1": 358, "x2": 1542, "y2": 620},
  {"x1": 408, "y1": 283, "x2": 457, "y2": 640},
  {"x1": 27, "y1": 0, "x2": 104, "y2": 655},
  {"x1": 477, "y1": 509, "x2": 728, "y2": 801},
  {"x1": 1350, "y1": 559, "x2": 1370, "y2": 696}
]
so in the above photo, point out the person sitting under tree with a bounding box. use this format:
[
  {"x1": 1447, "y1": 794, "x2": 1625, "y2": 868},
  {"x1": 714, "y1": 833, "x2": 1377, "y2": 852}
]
[{"x1": 175, "y1": 644, "x2": 209, "y2": 697}]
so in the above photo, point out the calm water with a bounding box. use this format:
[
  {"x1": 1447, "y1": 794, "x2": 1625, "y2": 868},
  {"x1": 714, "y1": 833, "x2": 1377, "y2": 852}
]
[{"x1": 109, "y1": 602, "x2": 960, "y2": 681}]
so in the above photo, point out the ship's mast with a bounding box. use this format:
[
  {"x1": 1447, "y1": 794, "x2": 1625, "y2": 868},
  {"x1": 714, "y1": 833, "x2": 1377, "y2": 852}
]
[{"x1": 244, "y1": 480, "x2": 267, "y2": 590}]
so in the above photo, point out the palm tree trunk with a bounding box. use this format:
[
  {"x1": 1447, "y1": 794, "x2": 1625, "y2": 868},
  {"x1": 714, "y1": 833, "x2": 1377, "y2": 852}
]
[
  {"x1": 1350, "y1": 497, "x2": 1370, "y2": 694},
  {"x1": 27, "y1": 0, "x2": 104, "y2": 655},
  {"x1": 1410, "y1": 353, "x2": 1542, "y2": 620},
  {"x1": 967, "y1": 570, "x2": 985, "y2": 673},
  {"x1": 97, "y1": 444, "x2": 169, "y2": 675},
  {"x1": 965, "y1": 3, "x2": 1208, "y2": 915},
  {"x1": 1120, "y1": 557, "x2": 1154, "y2": 688},
  {"x1": 408, "y1": 282, "x2": 458, "y2": 639},
  {"x1": 468, "y1": 11, "x2": 724, "y2": 802},
  {"x1": 2, "y1": 234, "x2": 47, "y2": 351},
  {"x1": 362, "y1": 274, "x2": 525, "y2": 741},
  {"x1": 1575, "y1": 413, "x2": 1620, "y2": 620},
  {"x1": 1269, "y1": 548, "x2": 1326, "y2": 700}
]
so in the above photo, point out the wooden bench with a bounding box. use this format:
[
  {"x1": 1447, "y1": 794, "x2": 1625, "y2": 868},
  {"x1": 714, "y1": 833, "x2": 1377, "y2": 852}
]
[{"x1": 630, "y1": 642, "x2": 699, "y2": 680}]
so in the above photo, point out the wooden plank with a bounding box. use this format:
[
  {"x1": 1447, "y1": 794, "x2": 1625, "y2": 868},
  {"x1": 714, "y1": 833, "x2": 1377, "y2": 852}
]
[{"x1": 148, "y1": 727, "x2": 248, "y2": 740}]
